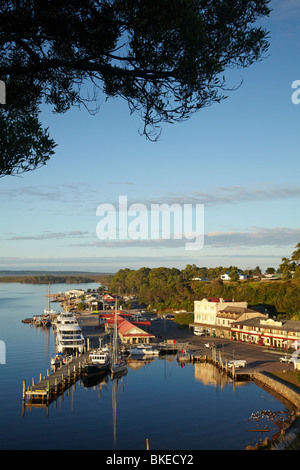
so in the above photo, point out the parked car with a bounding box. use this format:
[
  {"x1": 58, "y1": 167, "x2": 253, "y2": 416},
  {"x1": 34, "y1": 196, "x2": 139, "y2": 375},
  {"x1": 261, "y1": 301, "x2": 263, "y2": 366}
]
[
  {"x1": 228, "y1": 360, "x2": 247, "y2": 369},
  {"x1": 279, "y1": 356, "x2": 293, "y2": 363},
  {"x1": 194, "y1": 330, "x2": 205, "y2": 336}
]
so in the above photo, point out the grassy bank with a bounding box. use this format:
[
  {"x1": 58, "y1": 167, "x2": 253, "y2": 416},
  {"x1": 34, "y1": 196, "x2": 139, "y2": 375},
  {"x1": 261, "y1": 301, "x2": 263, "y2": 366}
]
[{"x1": 269, "y1": 370, "x2": 300, "y2": 391}]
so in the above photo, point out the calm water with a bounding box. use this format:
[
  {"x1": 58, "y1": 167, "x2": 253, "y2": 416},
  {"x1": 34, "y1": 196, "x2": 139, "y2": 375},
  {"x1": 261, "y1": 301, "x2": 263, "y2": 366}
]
[{"x1": 0, "y1": 283, "x2": 293, "y2": 450}]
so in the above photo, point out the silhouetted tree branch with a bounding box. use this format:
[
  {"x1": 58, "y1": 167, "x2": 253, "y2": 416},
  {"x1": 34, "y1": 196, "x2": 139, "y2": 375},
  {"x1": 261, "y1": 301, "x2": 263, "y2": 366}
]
[{"x1": 0, "y1": 0, "x2": 271, "y2": 176}]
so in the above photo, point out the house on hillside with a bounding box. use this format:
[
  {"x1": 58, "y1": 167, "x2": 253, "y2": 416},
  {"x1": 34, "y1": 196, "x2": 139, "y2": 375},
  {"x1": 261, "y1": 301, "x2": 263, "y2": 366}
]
[{"x1": 220, "y1": 272, "x2": 248, "y2": 281}]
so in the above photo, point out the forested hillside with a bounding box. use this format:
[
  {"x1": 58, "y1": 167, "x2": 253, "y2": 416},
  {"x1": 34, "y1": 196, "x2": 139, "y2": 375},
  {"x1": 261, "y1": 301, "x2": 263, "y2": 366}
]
[{"x1": 110, "y1": 265, "x2": 300, "y2": 319}]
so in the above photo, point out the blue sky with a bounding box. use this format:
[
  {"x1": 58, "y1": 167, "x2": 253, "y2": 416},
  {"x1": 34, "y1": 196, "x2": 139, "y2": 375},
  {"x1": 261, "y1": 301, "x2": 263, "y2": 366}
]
[{"x1": 1, "y1": 0, "x2": 300, "y2": 273}]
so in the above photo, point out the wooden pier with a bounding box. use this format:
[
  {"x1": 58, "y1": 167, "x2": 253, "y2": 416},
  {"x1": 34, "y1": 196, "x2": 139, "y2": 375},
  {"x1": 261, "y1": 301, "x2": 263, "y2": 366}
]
[
  {"x1": 22, "y1": 351, "x2": 90, "y2": 409},
  {"x1": 176, "y1": 349, "x2": 254, "y2": 381}
]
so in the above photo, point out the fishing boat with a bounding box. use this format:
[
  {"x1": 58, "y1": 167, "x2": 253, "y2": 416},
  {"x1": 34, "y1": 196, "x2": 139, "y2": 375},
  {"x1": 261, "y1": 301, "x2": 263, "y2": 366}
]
[
  {"x1": 83, "y1": 349, "x2": 110, "y2": 376},
  {"x1": 111, "y1": 300, "x2": 127, "y2": 376},
  {"x1": 128, "y1": 344, "x2": 159, "y2": 356}
]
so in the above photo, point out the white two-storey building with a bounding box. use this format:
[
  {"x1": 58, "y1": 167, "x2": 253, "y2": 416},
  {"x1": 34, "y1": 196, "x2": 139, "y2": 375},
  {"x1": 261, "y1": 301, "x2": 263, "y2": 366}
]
[{"x1": 193, "y1": 297, "x2": 266, "y2": 338}]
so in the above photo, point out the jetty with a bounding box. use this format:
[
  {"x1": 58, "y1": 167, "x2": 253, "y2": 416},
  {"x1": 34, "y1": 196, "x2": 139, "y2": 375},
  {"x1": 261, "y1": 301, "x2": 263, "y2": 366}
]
[
  {"x1": 175, "y1": 346, "x2": 254, "y2": 381},
  {"x1": 22, "y1": 351, "x2": 90, "y2": 411}
]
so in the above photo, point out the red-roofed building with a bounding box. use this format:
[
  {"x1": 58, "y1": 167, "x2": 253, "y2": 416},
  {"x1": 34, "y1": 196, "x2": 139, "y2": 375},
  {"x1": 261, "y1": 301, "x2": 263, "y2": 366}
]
[
  {"x1": 105, "y1": 314, "x2": 155, "y2": 345},
  {"x1": 102, "y1": 294, "x2": 116, "y2": 304}
]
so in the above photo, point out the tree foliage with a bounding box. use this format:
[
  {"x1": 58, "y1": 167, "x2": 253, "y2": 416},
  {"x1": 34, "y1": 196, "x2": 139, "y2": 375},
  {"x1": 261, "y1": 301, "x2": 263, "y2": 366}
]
[
  {"x1": 0, "y1": 0, "x2": 271, "y2": 176},
  {"x1": 278, "y1": 243, "x2": 300, "y2": 280},
  {"x1": 110, "y1": 248, "x2": 300, "y2": 317}
]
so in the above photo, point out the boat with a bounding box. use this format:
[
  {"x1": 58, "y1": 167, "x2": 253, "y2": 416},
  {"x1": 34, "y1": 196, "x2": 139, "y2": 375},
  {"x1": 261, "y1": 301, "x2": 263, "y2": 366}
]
[
  {"x1": 52, "y1": 311, "x2": 77, "y2": 329},
  {"x1": 82, "y1": 349, "x2": 110, "y2": 376},
  {"x1": 55, "y1": 311, "x2": 85, "y2": 354},
  {"x1": 128, "y1": 344, "x2": 159, "y2": 356},
  {"x1": 50, "y1": 352, "x2": 66, "y2": 367},
  {"x1": 177, "y1": 349, "x2": 191, "y2": 363},
  {"x1": 32, "y1": 314, "x2": 52, "y2": 327},
  {"x1": 111, "y1": 300, "x2": 127, "y2": 376}
]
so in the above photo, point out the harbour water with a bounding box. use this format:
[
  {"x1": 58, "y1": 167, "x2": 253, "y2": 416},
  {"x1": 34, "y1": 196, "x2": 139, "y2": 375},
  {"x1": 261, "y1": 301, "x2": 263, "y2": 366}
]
[{"x1": 0, "y1": 282, "x2": 295, "y2": 450}]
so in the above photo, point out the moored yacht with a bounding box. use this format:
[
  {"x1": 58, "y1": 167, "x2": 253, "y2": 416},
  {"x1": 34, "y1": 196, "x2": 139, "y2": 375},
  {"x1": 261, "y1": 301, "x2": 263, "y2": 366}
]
[
  {"x1": 55, "y1": 311, "x2": 85, "y2": 354},
  {"x1": 53, "y1": 311, "x2": 78, "y2": 329}
]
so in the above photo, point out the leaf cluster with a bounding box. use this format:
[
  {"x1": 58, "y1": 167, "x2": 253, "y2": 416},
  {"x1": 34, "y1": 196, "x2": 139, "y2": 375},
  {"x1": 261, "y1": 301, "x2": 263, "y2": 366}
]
[{"x1": 0, "y1": 0, "x2": 271, "y2": 175}]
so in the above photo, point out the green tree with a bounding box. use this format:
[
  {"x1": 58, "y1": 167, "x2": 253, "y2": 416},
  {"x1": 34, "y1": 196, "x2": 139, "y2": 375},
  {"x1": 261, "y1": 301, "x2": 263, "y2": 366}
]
[
  {"x1": 291, "y1": 243, "x2": 300, "y2": 266},
  {"x1": 265, "y1": 267, "x2": 276, "y2": 275},
  {"x1": 229, "y1": 267, "x2": 239, "y2": 282},
  {"x1": 77, "y1": 302, "x2": 88, "y2": 311},
  {"x1": 0, "y1": 0, "x2": 271, "y2": 176}
]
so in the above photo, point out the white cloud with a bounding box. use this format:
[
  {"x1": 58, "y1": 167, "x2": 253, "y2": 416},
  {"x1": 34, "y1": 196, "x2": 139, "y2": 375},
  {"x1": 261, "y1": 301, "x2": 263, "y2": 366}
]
[
  {"x1": 205, "y1": 227, "x2": 300, "y2": 247},
  {"x1": 65, "y1": 226, "x2": 300, "y2": 250}
]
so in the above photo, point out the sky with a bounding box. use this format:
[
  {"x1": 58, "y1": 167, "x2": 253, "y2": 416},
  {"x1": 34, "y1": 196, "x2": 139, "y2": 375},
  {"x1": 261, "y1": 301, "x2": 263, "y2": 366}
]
[{"x1": 1, "y1": 0, "x2": 300, "y2": 274}]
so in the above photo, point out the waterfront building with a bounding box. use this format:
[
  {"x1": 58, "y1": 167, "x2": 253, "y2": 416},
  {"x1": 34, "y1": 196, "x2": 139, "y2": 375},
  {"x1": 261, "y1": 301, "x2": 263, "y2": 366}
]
[
  {"x1": 193, "y1": 298, "x2": 268, "y2": 338},
  {"x1": 216, "y1": 306, "x2": 267, "y2": 339},
  {"x1": 193, "y1": 298, "x2": 247, "y2": 335},
  {"x1": 117, "y1": 317, "x2": 155, "y2": 345},
  {"x1": 64, "y1": 289, "x2": 85, "y2": 298},
  {"x1": 105, "y1": 314, "x2": 155, "y2": 345},
  {"x1": 231, "y1": 317, "x2": 300, "y2": 348}
]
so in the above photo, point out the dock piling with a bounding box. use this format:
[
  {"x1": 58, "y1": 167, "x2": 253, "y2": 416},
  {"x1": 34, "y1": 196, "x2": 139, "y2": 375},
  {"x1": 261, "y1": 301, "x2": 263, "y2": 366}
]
[{"x1": 23, "y1": 351, "x2": 90, "y2": 410}]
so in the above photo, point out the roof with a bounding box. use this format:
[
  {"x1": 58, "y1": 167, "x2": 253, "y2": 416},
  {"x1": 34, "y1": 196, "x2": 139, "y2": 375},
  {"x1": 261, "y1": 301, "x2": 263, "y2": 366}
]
[
  {"x1": 231, "y1": 317, "x2": 300, "y2": 332},
  {"x1": 217, "y1": 306, "x2": 262, "y2": 318},
  {"x1": 118, "y1": 317, "x2": 154, "y2": 338},
  {"x1": 105, "y1": 314, "x2": 155, "y2": 338}
]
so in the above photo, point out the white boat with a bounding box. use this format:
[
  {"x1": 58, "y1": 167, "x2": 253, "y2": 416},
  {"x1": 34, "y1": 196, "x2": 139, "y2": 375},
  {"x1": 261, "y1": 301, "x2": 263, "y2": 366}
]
[
  {"x1": 55, "y1": 311, "x2": 85, "y2": 354},
  {"x1": 128, "y1": 344, "x2": 159, "y2": 356},
  {"x1": 53, "y1": 311, "x2": 78, "y2": 328},
  {"x1": 50, "y1": 352, "x2": 66, "y2": 367},
  {"x1": 111, "y1": 300, "x2": 127, "y2": 376},
  {"x1": 44, "y1": 307, "x2": 56, "y2": 316}
]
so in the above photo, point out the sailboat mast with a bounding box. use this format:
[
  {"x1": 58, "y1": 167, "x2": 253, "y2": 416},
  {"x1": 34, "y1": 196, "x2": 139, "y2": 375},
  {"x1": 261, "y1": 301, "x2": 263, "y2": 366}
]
[{"x1": 113, "y1": 297, "x2": 117, "y2": 364}]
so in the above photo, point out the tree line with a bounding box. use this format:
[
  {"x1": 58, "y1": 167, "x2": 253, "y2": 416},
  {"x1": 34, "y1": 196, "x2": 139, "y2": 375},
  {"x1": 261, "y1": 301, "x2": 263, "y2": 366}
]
[{"x1": 0, "y1": 274, "x2": 97, "y2": 284}]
